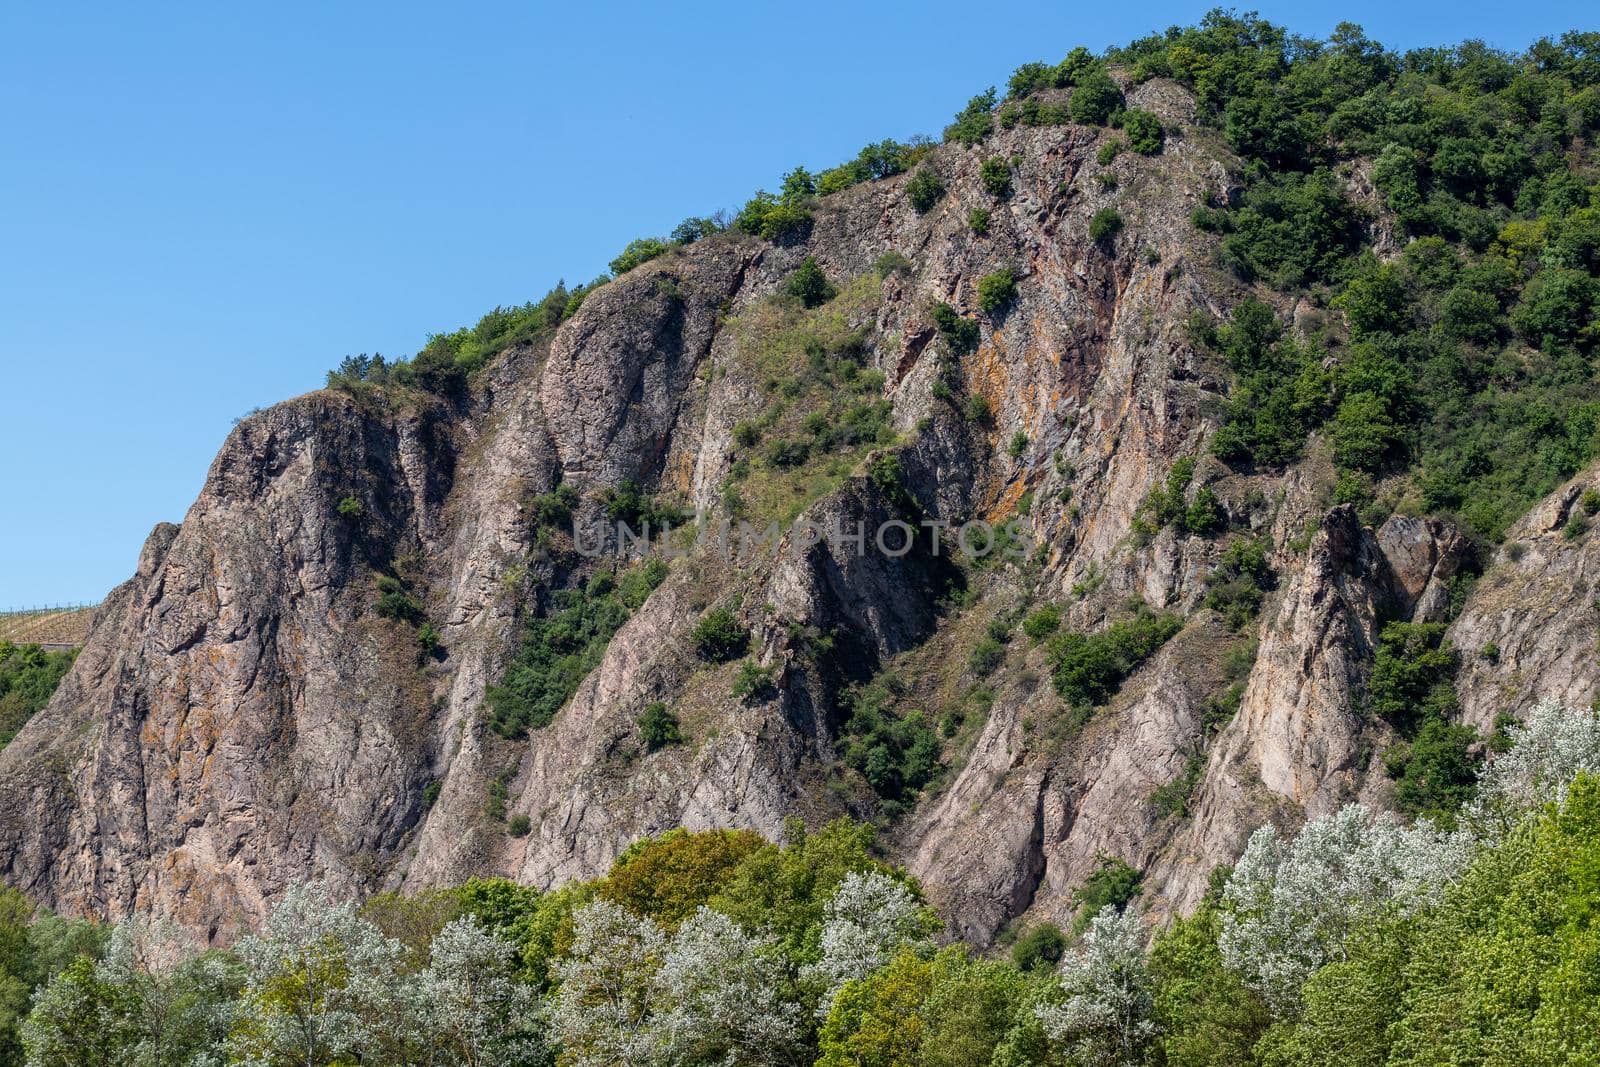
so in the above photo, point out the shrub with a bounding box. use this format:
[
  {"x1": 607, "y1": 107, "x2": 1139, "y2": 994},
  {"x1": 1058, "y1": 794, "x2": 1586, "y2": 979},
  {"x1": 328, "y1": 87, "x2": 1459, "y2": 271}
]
[
  {"x1": 670, "y1": 216, "x2": 722, "y2": 244},
  {"x1": 977, "y1": 268, "x2": 1018, "y2": 313},
  {"x1": 979, "y1": 157, "x2": 1012, "y2": 198},
  {"x1": 0, "y1": 642, "x2": 77, "y2": 747},
  {"x1": 1007, "y1": 431, "x2": 1029, "y2": 457},
  {"x1": 837, "y1": 675, "x2": 943, "y2": 806},
  {"x1": 731, "y1": 660, "x2": 777, "y2": 703},
  {"x1": 1122, "y1": 109, "x2": 1164, "y2": 154},
  {"x1": 528, "y1": 483, "x2": 579, "y2": 529},
  {"x1": 1566, "y1": 514, "x2": 1590, "y2": 540},
  {"x1": 1582, "y1": 489, "x2": 1600, "y2": 516},
  {"x1": 486, "y1": 561, "x2": 668, "y2": 738},
  {"x1": 1069, "y1": 69, "x2": 1123, "y2": 125},
  {"x1": 1368, "y1": 622, "x2": 1458, "y2": 732},
  {"x1": 1096, "y1": 140, "x2": 1123, "y2": 165},
  {"x1": 1384, "y1": 716, "x2": 1482, "y2": 826},
  {"x1": 931, "y1": 303, "x2": 981, "y2": 355},
  {"x1": 1012, "y1": 923, "x2": 1068, "y2": 972},
  {"x1": 964, "y1": 393, "x2": 992, "y2": 424},
  {"x1": 336, "y1": 495, "x2": 364, "y2": 518},
  {"x1": 785, "y1": 257, "x2": 837, "y2": 308},
  {"x1": 375, "y1": 575, "x2": 425, "y2": 626},
  {"x1": 691, "y1": 608, "x2": 748, "y2": 662},
  {"x1": 1072, "y1": 854, "x2": 1142, "y2": 931},
  {"x1": 1008, "y1": 61, "x2": 1054, "y2": 99},
  {"x1": 906, "y1": 168, "x2": 945, "y2": 214},
  {"x1": 638, "y1": 702, "x2": 682, "y2": 752},
  {"x1": 874, "y1": 251, "x2": 914, "y2": 277},
  {"x1": 609, "y1": 237, "x2": 670, "y2": 276},
  {"x1": 944, "y1": 88, "x2": 998, "y2": 145},
  {"x1": 733, "y1": 192, "x2": 813, "y2": 242},
  {"x1": 1203, "y1": 537, "x2": 1275, "y2": 630},
  {"x1": 968, "y1": 207, "x2": 991, "y2": 235},
  {"x1": 507, "y1": 814, "x2": 531, "y2": 837},
  {"x1": 1089, "y1": 208, "x2": 1123, "y2": 244},
  {"x1": 1022, "y1": 604, "x2": 1063, "y2": 642},
  {"x1": 1048, "y1": 608, "x2": 1183, "y2": 711}
]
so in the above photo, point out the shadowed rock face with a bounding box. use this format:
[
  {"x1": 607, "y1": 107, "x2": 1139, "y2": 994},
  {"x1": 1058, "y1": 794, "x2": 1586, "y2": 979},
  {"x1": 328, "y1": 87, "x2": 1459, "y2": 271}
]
[{"x1": 4, "y1": 78, "x2": 1597, "y2": 942}]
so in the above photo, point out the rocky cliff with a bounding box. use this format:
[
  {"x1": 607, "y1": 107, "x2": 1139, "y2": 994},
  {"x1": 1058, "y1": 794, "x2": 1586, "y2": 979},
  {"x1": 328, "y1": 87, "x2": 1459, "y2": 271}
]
[{"x1": 3, "y1": 76, "x2": 1593, "y2": 943}]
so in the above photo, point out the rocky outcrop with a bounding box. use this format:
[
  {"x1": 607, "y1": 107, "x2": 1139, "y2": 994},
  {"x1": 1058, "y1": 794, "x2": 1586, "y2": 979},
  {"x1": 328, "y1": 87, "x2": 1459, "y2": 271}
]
[{"x1": 3, "y1": 78, "x2": 1590, "y2": 943}]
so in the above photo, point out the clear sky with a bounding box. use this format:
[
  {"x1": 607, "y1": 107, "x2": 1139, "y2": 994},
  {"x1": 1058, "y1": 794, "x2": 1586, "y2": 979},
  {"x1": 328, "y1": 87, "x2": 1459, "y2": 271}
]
[{"x1": 1, "y1": 1, "x2": 1591, "y2": 605}]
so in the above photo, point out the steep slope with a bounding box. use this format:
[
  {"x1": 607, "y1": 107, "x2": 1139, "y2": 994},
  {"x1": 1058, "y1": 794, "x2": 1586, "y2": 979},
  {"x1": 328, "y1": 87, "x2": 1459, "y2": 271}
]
[{"x1": 2, "y1": 56, "x2": 1596, "y2": 946}]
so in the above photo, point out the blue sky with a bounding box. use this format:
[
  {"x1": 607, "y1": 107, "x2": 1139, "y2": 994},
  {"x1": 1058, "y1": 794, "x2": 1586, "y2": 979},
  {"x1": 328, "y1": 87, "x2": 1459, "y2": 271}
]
[{"x1": 0, "y1": 1, "x2": 1591, "y2": 605}]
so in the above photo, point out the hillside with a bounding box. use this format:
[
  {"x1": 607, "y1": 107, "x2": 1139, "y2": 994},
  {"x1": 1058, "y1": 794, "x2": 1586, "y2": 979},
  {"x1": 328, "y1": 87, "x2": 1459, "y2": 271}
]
[{"x1": 1, "y1": 10, "x2": 1598, "y2": 976}]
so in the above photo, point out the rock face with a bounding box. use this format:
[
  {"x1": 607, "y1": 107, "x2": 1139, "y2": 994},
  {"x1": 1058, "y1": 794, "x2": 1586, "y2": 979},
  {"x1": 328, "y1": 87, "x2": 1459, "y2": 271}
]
[{"x1": 4, "y1": 78, "x2": 1597, "y2": 942}]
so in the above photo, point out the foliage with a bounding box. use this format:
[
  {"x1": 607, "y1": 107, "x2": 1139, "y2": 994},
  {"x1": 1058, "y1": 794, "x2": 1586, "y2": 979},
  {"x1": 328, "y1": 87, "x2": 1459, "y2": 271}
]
[
  {"x1": 1021, "y1": 604, "x2": 1062, "y2": 643},
  {"x1": 786, "y1": 257, "x2": 837, "y2": 308},
  {"x1": 944, "y1": 88, "x2": 998, "y2": 146},
  {"x1": 638, "y1": 701, "x2": 682, "y2": 752},
  {"x1": 1219, "y1": 804, "x2": 1472, "y2": 1013},
  {"x1": 1202, "y1": 537, "x2": 1275, "y2": 630},
  {"x1": 977, "y1": 268, "x2": 1018, "y2": 314},
  {"x1": 1384, "y1": 715, "x2": 1483, "y2": 827},
  {"x1": 930, "y1": 302, "x2": 979, "y2": 355},
  {"x1": 967, "y1": 207, "x2": 991, "y2": 235},
  {"x1": 905, "y1": 167, "x2": 945, "y2": 214},
  {"x1": 1121, "y1": 108, "x2": 1164, "y2": 154},
  {"x1": 608, "y1": 237, "x2": 670, "y2": 276},
  {"x1": 1205, "y1": 299, "x2": 1332, "y2": 468},
  {"x1": 1037, "y1": 905, "x2": 1156, "y2": 1064},
  {"x1": 690, "y1": 607, "x2": 748, "y2": 662},
  {"x1": 486, "y1": 561, "x2": 669, "y2": 738},
  {"x1": 979, "y1": 157, "x2": 1012, "y2": 198},
  {"x1": 1072, "y1": 855, "x2": 1143, "y2": 932},
  {"x1": 1465, "y1": 697, "x2": 1600, "y2": 834},
  {"x1": 837, "y1": 674, "x2": 942, "y2": 811},
  {"x1": 1367, "y1": 622, "x2": 1458, "y2": 731},
  {"x1": 598, "y1": 829, "x2": 766, "y2": 928},
  {"x1": 1089, "y1": 207, "x2": 1123, "y2": 243},
  {"x1": 1068, "y1": 69, "x2": 1124, "y2": 126},
  {"x1": 733, "y1": 191, "x2": 813, "y2": 242},
  {"x1": 0, "y1": 642, "x2": 76, "y2": 748},
  {"x1": 1047, "y1": 607, "x2": 1183, "y2": 712}
]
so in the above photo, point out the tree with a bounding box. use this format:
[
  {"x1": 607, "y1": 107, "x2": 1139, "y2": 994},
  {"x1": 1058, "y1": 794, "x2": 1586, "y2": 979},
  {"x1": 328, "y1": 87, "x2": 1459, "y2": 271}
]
[
  {"x1": 1465, "y1": 698, "x2": 1600, "y2": 835},
  {"x1": 906, "y1": 168, "x2": 944, "y2": 214},
  {"x1": 1219, "y1": 805, "x2": 1472, "y2": 1012},
  {"x1": 1037, "y1": 905, "x2": 1156, "y2": 1065},
  {"x1": 598, "y1": 828, "x2": 765, "y2": 927},
  {"x1": 652, "y1": 907, "x2": 802, "y2": 1066},
  {"x1": 1069, "y1": 70, "x2": 1124, "y2": 125},
  {"x1": 1089, "y1": 208, "x2": 1123, "y2": 244},
  {"x1": 19, "y1": 958, "x2": 139, "y2": 1067},
  {"x1": 690, "y1": 608, "x2": 748, "y2": 662},
  {"x1": 608, "y1": 238, "x2": 670, "y2": 276},
  {"x1": 978, "y1": 269, "x2": 1018, "y2": 313},
  {"x1": 1122, "y1": 109, "x2": 1164, "y2": 154},
  {"x1": 785, "y1": 257, "x2": 836, "y2": 308},
  {"x1": 415, "y1": 918, "x2": 546, "y2": 1067},
  {"x1": 551, "y1": 900, "x2": 665, "y2": 1067},
  {"x1": 227, "y1": 883, "x2": 409, "y2": 1067},
  {"x1": 637, "y1": 702, "x2": 682, "y2": 752},
  {"x1": 803, "y1": 871, "x2": 938, "y2": 1014}
]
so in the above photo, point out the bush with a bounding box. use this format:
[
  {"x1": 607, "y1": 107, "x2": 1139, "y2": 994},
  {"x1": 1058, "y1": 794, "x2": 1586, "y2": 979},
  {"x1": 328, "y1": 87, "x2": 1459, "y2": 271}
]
[
  {"x1": 507, "y1": 814, "x2": 531, "y2": 837},
  {"x1": 785, "y1": 257, "x2": 837, "y2": 308},
  {"x1": 1368, "y1": 622, "x2": 1458, "y2": 732},
  {"x1": 1384, "y1": 716, "x2": 1482, "y2": 826},
  {"x1": 1008, "y1": 61, "x2": 1054, "y2": 99},
  {"x1": 945, "y1": 88, "x2": 998, "y2": 145},
  {"x1": 979, "y1": 157, "x2": 1012, "y2": 198},
  {"x1": 1122, "y1": 109, "x2": 1164, "y2": 154},
  {"x1": 1048, "y1": 608, "x2": 1183, "y2": 711},
  {"x1": 528, "y1": 483, "x2": 579, "y2": 529},
  {"x1": 486, "y1": 561, "x2": 669, "y2": 738},
  {"x1": 336, "y1": 495, "x2": 364, "y2": 518},
  {"x1": 731, "y1": 660, "x2": 777, "y2": 703},
  {"x1": 906, "y1": 168, "x2": 945, "y2": 213},
  {"x1": 733, "y1": 192, "x2": 813, "y2": 242},
  {"x1": 1011, "y1": 923, "x2": 1068, "y2": 971},
  {"x1": 375, "y1": 575, "x2": 425, "y2": 626},
  {"x1": 1069, "y1": 69, "x2": 1123, "y2": 125},
  {"x1": 670, "y1": 216, "x2": 722, "y2": 244},
  {"x1": 609, "y1": 237, "x2": 670, "y2": 276},
  {"x1": 1203, "y1": 537, "x2": 1275, "y2": 630},
  {"x1": 1007, "y1": 430, "x2": 1029, "y2": 457},
  {"x1": 931, "y1": 303, "x2": 980, "y2": 355},
  {"x1": 638, "y1": 702, "x2": 682, "y2": 752},
  {"x1": 1097, "y1": 140, "x2": 1123, "y2": 165},
  {"x1": 1022, "y1": 604, "x2": 1063, "y2": 642},
  {"x1": 968, "y1": 207, "x2": 991, "y2": 235},
  {"x1": 691, "y1": 608, "x2": 748, "y2": 662},
  {"x1": 837, "y1": 675, "x2": 942, "y2": 806},
  {"x1": 0, "y1": 642, "x2": 77, "y2": 747},
  {"x1": 1089, "y1": 208, "x2": 1123, "y2": 244},
  {"x1": 964, "y1": 393, "x2": 992, "y2": 424},
  {"x1": 977, "y1": 268, "x2": 1018, "y2": 313},
  {"x1": 1072, "y1": 854, "x2": 1142, "y2": 931}
]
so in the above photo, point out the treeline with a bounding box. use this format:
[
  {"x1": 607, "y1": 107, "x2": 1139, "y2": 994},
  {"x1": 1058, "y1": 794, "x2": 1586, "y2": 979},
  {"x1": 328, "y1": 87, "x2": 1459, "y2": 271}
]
[{"x1": 2, "y1": 696, "x2": 1598, "y2": 1066}]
